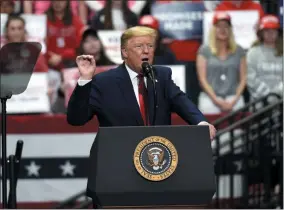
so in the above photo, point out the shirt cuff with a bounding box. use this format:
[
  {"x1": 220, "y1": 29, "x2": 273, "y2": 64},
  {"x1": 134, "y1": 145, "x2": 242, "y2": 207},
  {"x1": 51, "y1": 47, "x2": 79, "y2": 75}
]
[
  {"x1": 197, "y1": 121, "x2": 209, "y2": 125},
  {"x1": 78, "y1": 78, "x2": 92, "y2": 86}
]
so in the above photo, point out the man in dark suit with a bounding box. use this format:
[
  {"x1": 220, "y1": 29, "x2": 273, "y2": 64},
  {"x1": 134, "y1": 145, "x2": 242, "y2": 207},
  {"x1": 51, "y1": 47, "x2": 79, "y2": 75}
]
[{"x1": 67, "y1": 26, "x2": 216, "y2": 208}]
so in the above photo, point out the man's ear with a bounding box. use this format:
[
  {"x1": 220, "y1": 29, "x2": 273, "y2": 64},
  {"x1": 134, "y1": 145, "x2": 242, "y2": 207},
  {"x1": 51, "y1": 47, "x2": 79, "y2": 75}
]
[{"x1": 121, "y1": 47, "x2": 128, "y2": 59}]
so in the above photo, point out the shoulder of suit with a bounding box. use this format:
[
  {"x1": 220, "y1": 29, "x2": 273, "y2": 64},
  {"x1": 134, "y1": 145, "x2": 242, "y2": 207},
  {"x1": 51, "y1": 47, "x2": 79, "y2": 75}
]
[
  {"x1": 93, "y1": 65, "x2": 120, "y2": 80},
  {"x1": 153, "y1": 65, "x2": 172, "y2": 74}
]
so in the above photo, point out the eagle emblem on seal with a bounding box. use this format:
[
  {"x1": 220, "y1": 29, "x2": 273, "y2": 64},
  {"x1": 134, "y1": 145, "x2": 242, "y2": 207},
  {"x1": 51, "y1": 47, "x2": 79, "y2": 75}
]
[{"x1": 147, "y1": 147, "x2": 167, "y2": 170}]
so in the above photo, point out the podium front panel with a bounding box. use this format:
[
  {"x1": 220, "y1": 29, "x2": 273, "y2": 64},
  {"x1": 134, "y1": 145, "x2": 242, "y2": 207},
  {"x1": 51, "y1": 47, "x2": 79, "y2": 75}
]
[{"x1": 87, "y1": 125, "x2": 215, "y2": 206}]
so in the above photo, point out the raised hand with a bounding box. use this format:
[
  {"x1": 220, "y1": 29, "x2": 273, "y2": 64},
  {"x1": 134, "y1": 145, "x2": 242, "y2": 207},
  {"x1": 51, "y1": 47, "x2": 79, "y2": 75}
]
[{"x1": 76, "y1": 55, "x2": 96, "y2": 80}]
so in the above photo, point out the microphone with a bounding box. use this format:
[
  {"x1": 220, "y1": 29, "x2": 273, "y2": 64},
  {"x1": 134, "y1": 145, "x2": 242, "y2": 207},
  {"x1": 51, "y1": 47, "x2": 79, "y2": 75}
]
[{"x1": 141, "y1": 62, "x2": 155, "y2": 81}]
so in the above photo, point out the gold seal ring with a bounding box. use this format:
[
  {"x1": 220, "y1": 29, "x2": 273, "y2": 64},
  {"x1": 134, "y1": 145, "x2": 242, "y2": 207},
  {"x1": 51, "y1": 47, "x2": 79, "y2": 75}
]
[{"x1": 133, "y1": 136, "x2": 178, "y2": 181}]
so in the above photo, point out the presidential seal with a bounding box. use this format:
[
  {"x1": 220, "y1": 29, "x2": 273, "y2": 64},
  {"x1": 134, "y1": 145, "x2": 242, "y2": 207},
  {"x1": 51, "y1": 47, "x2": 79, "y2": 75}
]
[{"x1": 133, "y1": 136, "x2": 178, "y2": 181}]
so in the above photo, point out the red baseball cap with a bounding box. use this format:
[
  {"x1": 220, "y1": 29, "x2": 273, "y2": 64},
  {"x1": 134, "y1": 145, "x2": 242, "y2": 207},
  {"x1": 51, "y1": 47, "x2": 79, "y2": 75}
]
[
  {"x1": 139, "y1": 15, "x2": 159, "y2": 30},
  {"x1": 258, "y1": 15, "x2": 280, "y2": 30},
  {"x1": 213, "y1": 12, "x2": 231, "y2": 25}
]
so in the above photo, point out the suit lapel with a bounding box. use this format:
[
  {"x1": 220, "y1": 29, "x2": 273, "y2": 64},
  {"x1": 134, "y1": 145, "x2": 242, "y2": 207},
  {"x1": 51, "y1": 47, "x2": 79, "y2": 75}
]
[{"x1": 115, "y1": 65, "x2": 144, "y2": 126}]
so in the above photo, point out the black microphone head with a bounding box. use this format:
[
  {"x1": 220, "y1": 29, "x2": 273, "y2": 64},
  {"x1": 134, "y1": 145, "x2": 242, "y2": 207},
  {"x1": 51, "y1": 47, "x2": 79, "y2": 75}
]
[
  {"x1": 141, "y1": 61, "x2": 151, "y2": 75},
  {"x1": 141, "y1": 61, "x2": 149, "y2": 69}
]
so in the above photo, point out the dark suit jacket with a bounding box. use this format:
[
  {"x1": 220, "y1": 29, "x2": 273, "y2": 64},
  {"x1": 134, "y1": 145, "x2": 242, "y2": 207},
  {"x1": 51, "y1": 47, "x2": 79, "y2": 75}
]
[{"x1": 67, "y1": 64, "x2": 206, "y2": 126}]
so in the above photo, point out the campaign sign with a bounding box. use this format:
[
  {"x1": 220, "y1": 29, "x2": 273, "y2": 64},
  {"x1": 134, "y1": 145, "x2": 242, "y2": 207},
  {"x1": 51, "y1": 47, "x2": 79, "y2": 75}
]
[
  {"x1": 97, "y1": 30, "x2": 123, "y2": 64},
  {"x1": 151, "y1": 1, "x2": 205, "y2": 40}
]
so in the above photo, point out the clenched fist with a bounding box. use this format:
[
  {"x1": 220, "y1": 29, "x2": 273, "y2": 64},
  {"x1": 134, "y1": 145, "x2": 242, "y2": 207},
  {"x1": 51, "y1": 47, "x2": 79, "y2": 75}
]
[{"x1": 76, "y1": 55, "x2": 96, "y2": 80}]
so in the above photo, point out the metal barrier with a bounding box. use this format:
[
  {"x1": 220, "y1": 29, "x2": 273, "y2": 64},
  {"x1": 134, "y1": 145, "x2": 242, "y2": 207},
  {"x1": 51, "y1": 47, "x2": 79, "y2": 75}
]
[
  {"x1": 212, "y1": 99, "x2": 283, "y2": 208},
  {"x1": 212, "y1": 93, "x2": 281, "y2": 130}
]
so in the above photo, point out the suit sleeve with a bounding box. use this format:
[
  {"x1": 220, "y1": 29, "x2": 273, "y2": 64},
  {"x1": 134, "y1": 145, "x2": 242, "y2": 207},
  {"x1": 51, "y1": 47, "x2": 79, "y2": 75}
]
[
  {"x1": 166, "y1": 68, "x2": 207, "y2": 125},
  {"x1": 67, "y1": 78, "x2": 100, "y2": 125}
]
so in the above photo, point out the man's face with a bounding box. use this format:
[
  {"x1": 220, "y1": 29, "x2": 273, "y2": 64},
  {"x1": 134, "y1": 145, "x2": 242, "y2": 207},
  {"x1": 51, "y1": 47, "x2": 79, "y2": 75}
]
[
  {"x1": 262, "y1": 29, "x2": 278, "y2": 44},
  {"x1": 122, "y1": 35, "x2": 156, "y2": 73},
  {"x1": 215, "y1": 20, "x2": 230, "y2": 41}
]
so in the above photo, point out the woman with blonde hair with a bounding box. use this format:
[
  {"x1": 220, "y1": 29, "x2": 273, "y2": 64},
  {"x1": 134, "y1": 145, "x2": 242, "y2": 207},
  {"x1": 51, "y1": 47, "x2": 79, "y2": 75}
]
[
  {"x1": 196, "y1": 12, "x2": 247, "y2": 114},
  {"x1": 246, "y1": 14, "x2": 283, "y2": 101}
]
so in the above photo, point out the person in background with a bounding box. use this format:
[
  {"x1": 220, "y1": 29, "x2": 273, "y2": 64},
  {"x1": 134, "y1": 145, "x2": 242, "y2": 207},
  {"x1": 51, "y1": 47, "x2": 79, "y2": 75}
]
[
  {"x1": 246, "y1": 15, "x2": 283, "y2": 100},
  {"x1": 52, "y1": 28, "x2": 116, "y2": 114},
  {"x1": 138, "y1": 15, "x2": 178, "y2": 65},
  {"x1": 78, "y1": 28, "x2": 114, "y2": 66},
  {"x1": 0, "y1": 0, "x2": 18, "y2": 16},
  {"x1": 23, "y1": 0, "x2": 88, "y2": 24},
  {"x1": 2, "y1": 15, "x2": 48, "y2": 73},
  {"x1": 45, "y1": 0, "x2": 86, "y2": 71},
  {"x1": 214, "y1": 0, "x2": 266, "y2": 104},
  {"x1": 196, "y1": 12, "x2": 247, "y2": 114},
  {"x1": 215, "y1": 0, "x2": 265, "y2": 19},
  {"x1": 90, "y1": 0, "x2": 138, "y2": 30}
]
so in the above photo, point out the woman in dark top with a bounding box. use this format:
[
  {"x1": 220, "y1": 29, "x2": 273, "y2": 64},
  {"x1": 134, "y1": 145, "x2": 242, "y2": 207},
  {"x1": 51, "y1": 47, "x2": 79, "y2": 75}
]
[
  {"x1": 78, "y1": 28, "x2": 114, "y2": 66},
  {"x1": 90, "y1": 0, "x2": 138, "y2": 30}
]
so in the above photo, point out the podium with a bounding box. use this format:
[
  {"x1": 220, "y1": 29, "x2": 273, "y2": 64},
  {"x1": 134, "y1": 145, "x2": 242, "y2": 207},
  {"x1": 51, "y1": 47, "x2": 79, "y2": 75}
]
[{"x1": 86, "y1": 125, "x2": 216, "y2": 208}]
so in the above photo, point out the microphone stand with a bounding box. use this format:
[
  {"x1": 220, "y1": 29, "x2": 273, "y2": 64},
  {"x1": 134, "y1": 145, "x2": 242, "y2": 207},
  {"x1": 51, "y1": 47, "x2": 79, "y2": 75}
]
[
  {"x1": 142, "y1": 62, "x2": 157, "y2": 126},
  {"x1": 150, "y1": 71, "x2": 157, "y2": 126}
]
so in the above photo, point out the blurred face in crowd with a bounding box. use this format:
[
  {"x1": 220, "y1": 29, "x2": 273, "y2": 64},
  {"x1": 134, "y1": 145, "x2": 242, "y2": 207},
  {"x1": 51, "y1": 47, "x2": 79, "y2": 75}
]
[
  {"x1": 215, "y1": 20, "x2": 231, "y2": 41},
  {"x1": 122, "y1": 35, "x2": 155, "y2": 73},
  {"x1": 112, "y1": 0, "x2": 123, "y2": 8},
  {"x1": 0, "y1": 1, "x2": 14, "y2": 14},
  {"x1": 262, "y1": 29, "x2": 279, "y2": 45},
  {"x1": 230, "y1": 0, "x2": 242, "y2": 6},
  {"x1": 6, "y1": 19, "x2": 26, "y2": 42},
  {"x1": 83, "y1": 36, "x2": 102, "y2": 56},
  {"x1": 51, "y1": 0, "x2": 68, "y2": 13}
]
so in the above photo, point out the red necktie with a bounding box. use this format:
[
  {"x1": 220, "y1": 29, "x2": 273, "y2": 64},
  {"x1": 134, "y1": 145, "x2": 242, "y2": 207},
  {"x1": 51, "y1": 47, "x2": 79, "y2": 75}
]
[{"x1": 137, "y1": 74, "x2": 149, "y2": 125}]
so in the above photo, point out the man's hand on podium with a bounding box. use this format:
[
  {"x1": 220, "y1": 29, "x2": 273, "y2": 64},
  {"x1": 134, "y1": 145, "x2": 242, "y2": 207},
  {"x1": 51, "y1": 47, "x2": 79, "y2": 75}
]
[{"x1": 198, "y1": 121, "x2": 216, "y2": 141}]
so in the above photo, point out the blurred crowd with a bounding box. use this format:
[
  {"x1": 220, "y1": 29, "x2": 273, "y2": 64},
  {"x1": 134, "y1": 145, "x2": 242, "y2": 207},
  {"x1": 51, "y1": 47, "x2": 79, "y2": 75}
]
[{"x1": 0, "y1": 0, "x2": 282, "y2": 115}]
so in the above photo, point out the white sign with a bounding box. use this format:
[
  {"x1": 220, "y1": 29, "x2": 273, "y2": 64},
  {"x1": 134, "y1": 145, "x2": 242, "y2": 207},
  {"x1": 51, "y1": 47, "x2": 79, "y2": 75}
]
[
  {"x1": 203, "y1": 11, "x2": 259, "y2": 49},
  {"x1": 97, "y1": 30, "x2": 124, "y2": 64},
  {"x1": 0, "y1": 13, "x2": 47, "y2": 53},
  {"x1": 158, "y1": 65, "x2": 186, "y2": 93},
  {"x1": 3, "y1": 73, "x2": 50, "y2": 113}
]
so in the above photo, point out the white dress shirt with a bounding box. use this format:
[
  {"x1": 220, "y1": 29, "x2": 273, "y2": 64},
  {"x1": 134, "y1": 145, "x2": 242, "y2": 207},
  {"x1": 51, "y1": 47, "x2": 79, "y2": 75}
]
[{"x1": 77, "y1": 64, "x2": 207, "y2": 125}]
